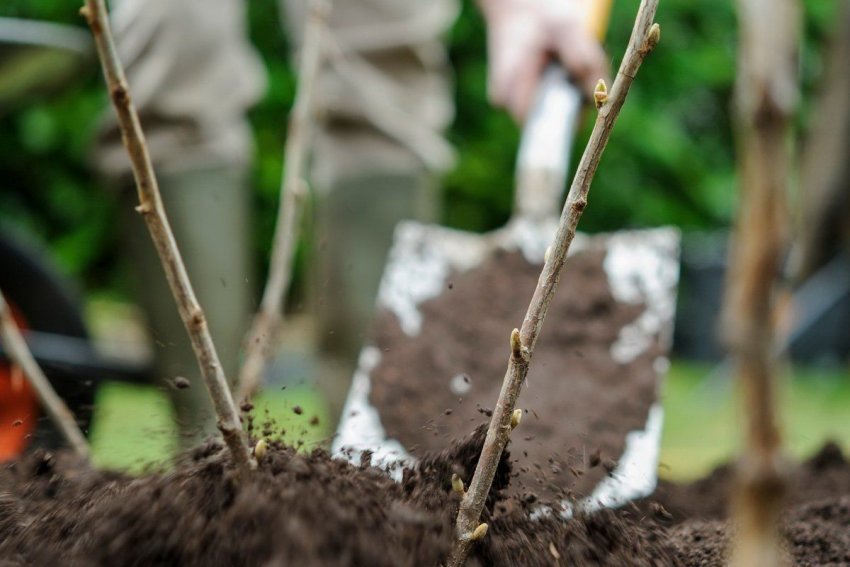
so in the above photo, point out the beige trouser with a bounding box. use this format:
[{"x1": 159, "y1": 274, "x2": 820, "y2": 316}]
[
  {"x1": 119, "y1": 168, "x2": 254, "y2": 446},
  {"x1": 282, "y1": 0, "x2": 457, "y2": 420},
  {"x1": 282, "y1": 0, "x2": 457, "y2": 187},
  {"x1": 94, "y1": 0, "x2": 457, "y2": 441}
]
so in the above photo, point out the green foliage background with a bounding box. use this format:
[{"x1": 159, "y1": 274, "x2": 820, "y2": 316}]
[{"x1": 0, "y1": 0, "x2": 838, "y2": 298}]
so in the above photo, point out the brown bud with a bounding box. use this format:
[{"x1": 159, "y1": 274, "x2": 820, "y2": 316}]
[
  {"x1": 471, "y1": 523, "x2": 489, "y2": 541},
  {"x1": 254, "y1": 438, "x2": 268, "y2": 461},
  {"x1": 451, "y1": 473, "x2": 465, "y2": 495},
  {"x1": 510, "y1": 409, "x2": 523, "y2": 430},
  {"x1": 645, "y1": 23, "x2": 661, "y2": 50},
  {"x1": 510, "y1": 329, "x2": 522, "y2": 359},
  {"x1": 593, "y1": 79, "x2": 608, "y2": 109}
]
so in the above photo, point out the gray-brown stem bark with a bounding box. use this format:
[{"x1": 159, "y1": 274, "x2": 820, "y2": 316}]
[
  {"x1": 447, "y1": 2, "x2": 660, "y2": 564},
  {"x1": 237, "y1": 0, "x2": 328, "y2": 402},
  {"x1": 80, "y1": 0, "x2": 254, "y2": 477}
]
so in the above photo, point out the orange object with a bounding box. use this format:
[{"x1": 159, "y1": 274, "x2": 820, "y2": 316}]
[{"x1": 0, "y1": 304, "x2": 39, "y2": 461}]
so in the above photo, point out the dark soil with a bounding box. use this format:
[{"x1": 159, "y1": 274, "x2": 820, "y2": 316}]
[
  {"x1": 1, "y1": 428, "x2": 848, "y2": 566},
  {"x1": 650, "y1": 441, "x2": 850, "y2": 524},
  {"x1": 0, "y1": 428, "x2": 678, "y2": 566},
  {"x1": 647, "y1": 442, "x2": 850, "y2": 566},
  {"x1": 370, "y1": 246, "x2": 663, "y2": 500}
]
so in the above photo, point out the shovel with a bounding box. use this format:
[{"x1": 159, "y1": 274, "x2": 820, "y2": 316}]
[{"x1": 334, "y1": 19, "x2": 679, "y2": 512}]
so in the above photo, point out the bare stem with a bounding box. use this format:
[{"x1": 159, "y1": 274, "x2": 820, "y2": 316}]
[
  {"x1": 0, "y1": 290, "x2": 90, "y2": 459},
  {"x1": 447, "y1": 2, "x2": 660, "y2": 564},
  {"x1": 726, "y1": 0, "x2": 798, "y2": 565},
  {"x1": 80, "y1": 0, "x2": 254, "y2": 477},
  {"x1": 237, "y1": 0, "x2": 328, "y2": 402}
]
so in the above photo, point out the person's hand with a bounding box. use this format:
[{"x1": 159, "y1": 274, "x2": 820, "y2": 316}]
[{"x1": 480, "y1": 0, "x2": 608, "y2": 122}]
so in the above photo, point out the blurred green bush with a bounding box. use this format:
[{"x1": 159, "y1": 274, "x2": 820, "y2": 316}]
[{"x1": 0, "y1": 0, "x2": 837, "y2": 299}]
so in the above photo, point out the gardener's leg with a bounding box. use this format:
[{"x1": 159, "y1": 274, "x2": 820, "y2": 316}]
[
  {"x1": 119, "y1": 167, "x2": 254, "y2": 447},
  {"x1": 311, "y1": 171, "x2": 437, "y2": 417},
  {"x1": 283, "y1": 0, "x2": 458, "y2": 424},
  {"x1": 92, "y1": 0, "x2": 265, "y2": 179},
  {"x1": 95, "y1": 0, "x2": 264, "y2": 448}
]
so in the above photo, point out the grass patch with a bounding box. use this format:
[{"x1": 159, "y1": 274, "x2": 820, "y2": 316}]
[
  {"x1": 89, "y1": 381, "x2": 330, "y2": 473},
  {"x1": 659, "y1": 360, "x2": 850, "y2": 480}
]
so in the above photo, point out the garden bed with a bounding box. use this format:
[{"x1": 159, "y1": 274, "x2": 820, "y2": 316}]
[{"x1": 1, "y1": 428, "x2": 848, "y2": 565}]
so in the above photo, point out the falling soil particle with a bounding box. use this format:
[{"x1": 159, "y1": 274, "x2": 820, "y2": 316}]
[{"x1": 292, "y1": 405, "x2": 303, "y2": 415}]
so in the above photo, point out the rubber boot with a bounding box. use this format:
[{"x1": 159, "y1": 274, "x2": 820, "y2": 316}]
[
  {"x1": 120, "y1": 166, "x2": 254, "y2": 449},
  {"x1": 310, "y1": 171, "x2": 437, "y2": 428}
]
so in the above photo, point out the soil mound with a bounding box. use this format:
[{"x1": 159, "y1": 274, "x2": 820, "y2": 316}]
[
  {"x1": 0, "y1": 427, "x2": 679, "y2": 566},
  {"x1": 0, "y1": 435, "x2": 848, "y2": 565},
  {"x1": 666, "y1": 497, "x2": 850, "y2": 566},
  {"x1": 648, "y1": 441, "x2": 850, "y2": 524},
  {"x1": 642, "y1": 441, "x2": 850, "y2": 565}
]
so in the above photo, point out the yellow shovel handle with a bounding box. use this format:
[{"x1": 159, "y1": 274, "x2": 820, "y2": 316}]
[{"x1": 587, "y1": 0, "x2": 614, "y2": 41}]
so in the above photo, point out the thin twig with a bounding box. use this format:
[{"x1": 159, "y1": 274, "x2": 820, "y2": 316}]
[
  {"x1": 446, "y1": 2, "x2": 660, "y2": 564},
  {"x1": 80, "y1": 0, "x2": 254, "y2": 477},
  {"x1": 237, "y1": 0, "x2": 328, "y2": 402},
  {"x1": 726, "y1": 0, "x2": 798, "y2": 565},
  {"x1": 0, "y1": 290, "x2": 90, "y2": 459}
]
